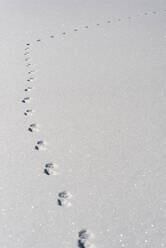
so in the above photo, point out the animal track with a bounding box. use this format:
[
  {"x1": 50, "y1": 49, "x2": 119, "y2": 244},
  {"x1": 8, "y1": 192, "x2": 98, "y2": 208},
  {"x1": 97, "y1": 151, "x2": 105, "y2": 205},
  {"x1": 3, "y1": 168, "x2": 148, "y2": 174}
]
[
  {"x1": 57, "y1": 191, "x2": 72, "y2": 207},
  {"x1": 28, "y1": 70, "x2": 35, "y2": 74},
  {"x1": 27, "y1": 77, "x2": 34, "y2": 82},
  {"x1": 25, "y1": 57, "x2": 30, "y2": 61},
  {"x1": 24, "y1": 109, "x2": 34, "y2": 116},
  {"x1": 78, "y1": 240, "x2": 96, "y2": 248},
  {"x1": 44, "y1": 162, "x2": 59, "y2": 175},
  {"x1": 28, "y1": 123, "x2": 38, "y2": 132},
  {"x1": 32, "y1": 9, "x2": 164, "y2": 43},
  {"x1": 24, "y1": 86, "x2": 33, "y2": 92},
  {"x1": 22, "y1": 10, "x2": 164, "y2": 246},
  {"x1": 22, "y1": 97, "x2": 31, "y2": 103},
  {"x1": 79, "y1": 230, "x2": 94, "y2": 240},
  {"x1": 78, "y1": 230, "x2": 95, "y2": 248},
  {"x1": 35, "y1": 140, "x2": 46, "y2": 150}
]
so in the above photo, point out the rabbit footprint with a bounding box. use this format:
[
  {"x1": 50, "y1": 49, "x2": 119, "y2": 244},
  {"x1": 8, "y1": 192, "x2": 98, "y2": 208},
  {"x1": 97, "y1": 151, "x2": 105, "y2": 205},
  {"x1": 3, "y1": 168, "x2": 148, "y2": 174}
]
[
  {"x1": 22, "y1": 97, "x2": 31, "y2": 103},
  {"x1": 57, "y1": 191, "x2": 72, "y2": 207},
  {"x1": 44, "y1": 162, "x2": 59, "y2": 175},
  {"x1": 35, "y1": 140, "x2": 47, "y2": 151},
  {"x1": 28, "y1": 123, "x2": 39, "y2": 132},
  {"x1": 24, "y1": 109, "x2": 34, "y2": 116}
]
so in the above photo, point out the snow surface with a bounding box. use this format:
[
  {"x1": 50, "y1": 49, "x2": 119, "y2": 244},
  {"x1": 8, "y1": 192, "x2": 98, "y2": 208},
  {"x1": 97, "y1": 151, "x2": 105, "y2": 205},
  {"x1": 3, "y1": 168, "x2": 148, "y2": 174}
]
[{"x1": 0, "y1": 1, "x2": 166, "y2": 247}]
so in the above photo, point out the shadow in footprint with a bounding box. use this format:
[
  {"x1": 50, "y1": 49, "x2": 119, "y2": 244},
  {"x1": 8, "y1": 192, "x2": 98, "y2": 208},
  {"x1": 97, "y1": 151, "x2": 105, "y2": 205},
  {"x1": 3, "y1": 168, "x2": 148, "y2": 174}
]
[
  {"x1": 78, "y1": 240, "x2": 84, "y2": 248},
  {"x1": 44, "y1": 169, "x2": 50, "y2": 175}
]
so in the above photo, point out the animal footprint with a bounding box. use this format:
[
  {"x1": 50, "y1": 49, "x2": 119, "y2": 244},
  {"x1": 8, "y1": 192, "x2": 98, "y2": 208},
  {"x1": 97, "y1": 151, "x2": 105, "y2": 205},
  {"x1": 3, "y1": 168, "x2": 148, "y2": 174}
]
[
  {"x1": 22, "y1": 97, "x2": 31, "y2": 103},
  {"x1": 57, "y1": 191, "x2": 72, "y2": 207},
  {"x1": 44, "y1": 162, "x2": 59, "y2": 175},
  {"x1": 24, "y1": 109, "x2": 34, "y2": 116},
  {"x1": 35, "y1": 140, "x2": 46, "y2": 150},
  {"x1": 27, "y1": 77, "x2": 34, "y2": 82},
  {"x1": 78, "y1": 229, "x2": 95, "y2": 248},
  {"x1": 28, "y1": 70, "x2": 35, "y2": 74},
  {"x1": 25, "y1": 57, "x2": 30, "y2": 61},
  {"x1": 78, "y1": 240, "x2": 96, "y2": 248},
  {"x1": 28, "y1": 123, "x2": 38, "y2": 132},
  {"x1": 24, "y1": 86, "x2": 33, "y2": 92}
]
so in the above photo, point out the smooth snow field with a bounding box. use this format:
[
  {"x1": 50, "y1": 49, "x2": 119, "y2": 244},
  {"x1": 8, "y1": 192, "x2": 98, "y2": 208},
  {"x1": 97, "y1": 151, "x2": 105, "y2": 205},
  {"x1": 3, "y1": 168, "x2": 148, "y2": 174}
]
[{"x1": 0, "y1": 1, "x2": 166, "y2": 247}]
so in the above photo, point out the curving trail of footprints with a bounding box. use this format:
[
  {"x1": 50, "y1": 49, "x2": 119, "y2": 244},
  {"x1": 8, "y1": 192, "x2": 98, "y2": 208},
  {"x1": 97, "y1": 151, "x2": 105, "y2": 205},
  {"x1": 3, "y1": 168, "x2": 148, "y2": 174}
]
[
  {"x1": 22, "y1": 9, "x2": 166, "y2": 247},
  {"x1": 33, "y1": 9, "x2": 164, "y2": 42}
]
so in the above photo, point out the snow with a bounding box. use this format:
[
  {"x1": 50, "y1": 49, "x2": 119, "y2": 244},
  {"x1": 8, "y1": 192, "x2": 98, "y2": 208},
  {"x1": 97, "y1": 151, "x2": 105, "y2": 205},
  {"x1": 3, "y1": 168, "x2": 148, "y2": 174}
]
[{"x1": 0, "y1": 1, "x2": 166, "y2": 247}]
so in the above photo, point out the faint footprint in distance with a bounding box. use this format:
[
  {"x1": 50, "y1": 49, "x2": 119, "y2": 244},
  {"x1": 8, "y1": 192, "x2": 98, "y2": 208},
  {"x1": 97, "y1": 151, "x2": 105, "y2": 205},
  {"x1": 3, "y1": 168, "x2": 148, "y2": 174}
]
[
  {"x1": 24, "y1": 109, "x2": 34, "y2": 116},
  {"x1": 78, "y1": 240, "x2": 96, "y2": 248},
  {"x1": 22, "y1": 97, "x2": 31, "y2": 103},
  {"x1": 28, "y1": 70, "x2": 35, "y2": 74},
  {"x1": 27, "y1": 77, "x2": 34, "y2": 82},
  {"x1": 24, "y1": 86, "x2": 33, "y2": 92},
  {"x1": 25, "y1": 57, "x2": 30, "y2": 61}
]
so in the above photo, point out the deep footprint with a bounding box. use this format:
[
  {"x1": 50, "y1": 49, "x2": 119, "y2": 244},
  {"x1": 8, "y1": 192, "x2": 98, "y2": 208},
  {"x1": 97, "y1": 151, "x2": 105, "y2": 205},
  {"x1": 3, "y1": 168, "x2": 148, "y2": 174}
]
[
  {"x1": 57, "y1": 191, "x2": 72, "y2": 207},
  {"x1": 28, "y1": 123, "x2": 38, "y2": 132},
  {"x1": 27, "y1": 77, "x2": 34, "y2": 82},
  {"x1": 24, "y1": 109, "x2": 33, "y2": 116},
  {"x1": 78, "y1": 230, "x2": 95, "y2": 248},
  {"x1": 35, "y1": 140, "x2": 46, "y2": 150},
  {"x1": 28, "y1": 70, "x2": 35, "y2": 74},
  {"x1": 24, "y1": 86, "x2": 33, "y2": 92},
  {"x1": 79, "y1": 230, "x2": 94, "y2": 241},
  {"x1": 44, "y1": 162, "x2": 59, "y2": 175},
  {"x1": 22, "y1": 97, "x2": 31, "y2": 103},
  {"x1": 78, "y1": 240, "x2": 96, "y2": 248}
]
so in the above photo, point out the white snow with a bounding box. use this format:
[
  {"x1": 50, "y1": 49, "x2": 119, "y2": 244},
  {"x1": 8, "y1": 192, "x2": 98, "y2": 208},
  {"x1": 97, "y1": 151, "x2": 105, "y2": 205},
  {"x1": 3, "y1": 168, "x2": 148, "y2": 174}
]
[{"x1": 0, "y1": 1, "x2": 166, "y2": 247}]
